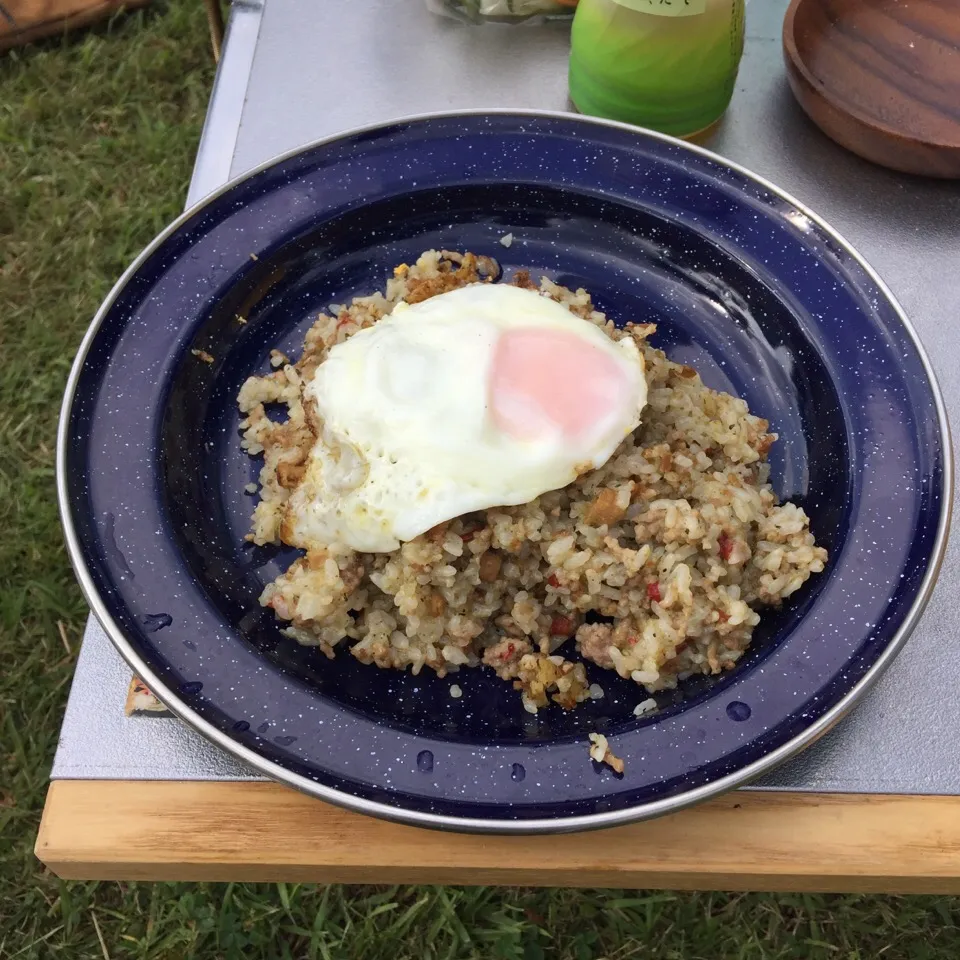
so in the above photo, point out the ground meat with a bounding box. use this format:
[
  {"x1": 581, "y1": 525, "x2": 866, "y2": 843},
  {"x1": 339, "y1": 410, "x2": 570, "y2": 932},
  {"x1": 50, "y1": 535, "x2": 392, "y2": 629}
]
[
  {"x1": 576, "y1": 623, "x2": 615, "y2": 669},
  {"x1": 478, "y1": 551, "x2": 502, "y2": 583},
  {"x1": 425, "y1": 522, "x2": 450, "y2": 545},
  {"x1": 339, "y1": 560, "x2": 365, "y2": 594},
  {"x1": 511, "y1": 269, "x2": 537, "y2": 290},
  {"x1": 426, "y1": 592, "x2": 446, "y2": 617},
  {"x1": 482, "y1": 637, "x2": 532, "y2": 679},
  {"x1": 584, "y1": 488, "x2": 625, "y2": 527},
  {"x1": 402, "y1": 252, "x2": 496, "y2": 304},
  {"x1": 276, "y1": 459, "x2": 306, "y2": 488}
]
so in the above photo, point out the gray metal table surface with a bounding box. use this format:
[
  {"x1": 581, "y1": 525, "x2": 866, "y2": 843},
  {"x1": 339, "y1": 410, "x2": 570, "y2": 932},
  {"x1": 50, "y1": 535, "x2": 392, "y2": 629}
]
[{"x1": 52, "y1": 0, "x2": 960, "y2": 796}]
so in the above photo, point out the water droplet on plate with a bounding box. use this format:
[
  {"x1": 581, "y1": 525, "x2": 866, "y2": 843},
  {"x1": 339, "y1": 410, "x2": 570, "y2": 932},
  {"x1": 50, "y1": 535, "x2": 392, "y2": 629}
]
[
  {"x1": 416, "y1": 750, "x2": 434, "y2": 773},
  {"x1": 142, "y1": 613, "x2": 172, "y2": 633},
  {"x1": 726, "y1": 701, "x2": 751, "y2": 722}
]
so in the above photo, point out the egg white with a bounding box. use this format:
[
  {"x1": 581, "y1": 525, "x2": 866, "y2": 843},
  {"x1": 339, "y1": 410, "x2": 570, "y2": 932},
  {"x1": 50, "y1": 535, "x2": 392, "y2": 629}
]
[{"x1": 282, "y1": 283, "x2": 647, "y2": 553}]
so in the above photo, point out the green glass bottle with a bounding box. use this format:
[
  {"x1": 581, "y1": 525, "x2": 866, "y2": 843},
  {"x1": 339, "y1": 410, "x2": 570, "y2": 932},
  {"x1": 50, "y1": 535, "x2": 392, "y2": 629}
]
[{"x1": 569, "y1": 0, "x2": 746, "y2": 140}]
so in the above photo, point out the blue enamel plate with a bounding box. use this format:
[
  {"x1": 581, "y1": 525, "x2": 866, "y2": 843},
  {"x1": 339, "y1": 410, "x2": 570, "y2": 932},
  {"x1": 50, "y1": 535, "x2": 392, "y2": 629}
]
[{"x1": 59, "y1": 112, "x2": 951, "y2": 832}]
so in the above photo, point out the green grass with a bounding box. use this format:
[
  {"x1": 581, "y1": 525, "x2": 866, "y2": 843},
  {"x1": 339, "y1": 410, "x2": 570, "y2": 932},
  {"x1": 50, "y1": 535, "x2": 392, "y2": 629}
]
[{"x1": 2, "y1": 3, "x2": 960, "y2": 957}]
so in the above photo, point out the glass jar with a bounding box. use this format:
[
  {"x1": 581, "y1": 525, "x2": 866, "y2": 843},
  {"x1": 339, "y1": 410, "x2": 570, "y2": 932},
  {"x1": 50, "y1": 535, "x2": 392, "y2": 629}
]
[{"x1": 569, "y1": 0, "x2": 745, "y2": 140}]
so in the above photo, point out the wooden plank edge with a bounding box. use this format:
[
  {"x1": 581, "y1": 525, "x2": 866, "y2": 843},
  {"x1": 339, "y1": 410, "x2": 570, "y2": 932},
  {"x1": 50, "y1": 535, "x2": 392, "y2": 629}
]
[{"x1": 35, "y1": 780, "x2": 960, "y2": 892}]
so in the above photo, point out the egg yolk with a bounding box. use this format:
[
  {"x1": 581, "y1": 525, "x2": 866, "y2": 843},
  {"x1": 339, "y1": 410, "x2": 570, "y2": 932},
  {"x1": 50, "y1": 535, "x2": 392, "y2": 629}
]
[{"x1": 489, "y1": 328, "x2": 632, "y2": 442}]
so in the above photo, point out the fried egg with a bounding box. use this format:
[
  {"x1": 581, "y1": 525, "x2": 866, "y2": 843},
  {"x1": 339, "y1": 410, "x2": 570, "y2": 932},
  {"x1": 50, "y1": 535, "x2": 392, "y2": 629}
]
[{"x1": 282, "y1": 282, "x2": 647, "y2": 552}]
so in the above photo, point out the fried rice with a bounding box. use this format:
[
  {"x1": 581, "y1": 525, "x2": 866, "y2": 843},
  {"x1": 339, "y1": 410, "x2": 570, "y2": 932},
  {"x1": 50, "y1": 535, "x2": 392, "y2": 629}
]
[{"x1": 237, "y1": 250, "x2": 827, "y2": 714}]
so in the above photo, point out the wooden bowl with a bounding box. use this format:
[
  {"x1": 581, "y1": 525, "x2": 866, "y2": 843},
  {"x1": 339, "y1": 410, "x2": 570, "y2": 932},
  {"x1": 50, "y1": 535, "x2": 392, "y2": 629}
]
[{"x1": 783, "y1": 0, "x2": 960, "y2": 178}]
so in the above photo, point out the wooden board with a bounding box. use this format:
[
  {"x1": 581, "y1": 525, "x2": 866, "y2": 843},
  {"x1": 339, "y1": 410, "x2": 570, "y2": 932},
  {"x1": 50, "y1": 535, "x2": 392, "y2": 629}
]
[
  {"x1": 35, "y1": 781, "x2": 960, "y2": 892},
  {"x1": 0, "y1": 0, "x2": 151, "y2": 51}
]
